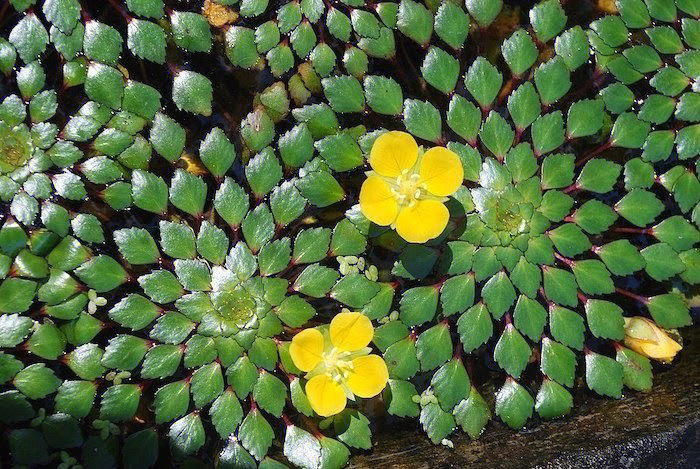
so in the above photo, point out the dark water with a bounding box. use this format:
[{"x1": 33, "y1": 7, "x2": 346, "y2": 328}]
[{"x1": 0, "y1": 0, "x2": 697, "y2": 466}]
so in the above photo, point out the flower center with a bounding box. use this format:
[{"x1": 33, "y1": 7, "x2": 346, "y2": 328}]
[
  {"x1": 322, "y1": 347, "x2": 354, "y2": 384},
  {"x1": 212, "y1": 288, "x2": 257, "y2": 327},
  {"x1": 392, "y1": 170, "x2": 424, "y2": 207},
  {"x1": 0, "y1": 124, "x2": 33, "y2": 174}
]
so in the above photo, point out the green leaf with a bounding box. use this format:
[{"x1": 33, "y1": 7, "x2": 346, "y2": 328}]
[
  {"x1": 479, "y1": 111, "x2": 514, "y2": 159},
  {"x1": 172, "y1": 70, "x2": 213, "y2": 116},
  {"x1": 195, "y1": 221, "x2": 227, "y2": 266},
  {"x1": 296, "y1": 170, "x2": 345, "y2": 208},
  {"x1": 127, "y1": 19, "x2": 166, "y2": 63},
  {"x1": 502, "y1": 29, "x2": 538, "y2": 76},
  {"x1": 253, "y1": 371, "x2": 287, "y2": 418},
  {"x1": 114, "y1": 228, "x2": 159, "y2": 265},
  {"x1": 315, "y1": 132, "x2": 364, "y2": 171},
  {"x1": 641, "y1": 243, "x2": 684, "y2": 281},
  {"x1": 646, "y1": 293, "x2": 691, "y2": 328},
  {"x1": 548, "y1": 223, "x2": 591, "y2": 257},
  {"x1": 14, "y1": 363, "x2": 61, "y2": 399},
  {"x1": 398, "y1": 285, "x2": 438, "y2": 327},
  {"x1": 75, "y1": 255, "x2": 128, "y2": 293},
  {"x1": 215, "y1": 178, "x2": 250, "y2": 228},
  {"x1": 322, "y1": 75, "x2": 365, "y2": 113},
  {"x1": 495, "y1": 378, "x2": 533, "y2": 429},
  {"x1": 567, "y1": 99, "x2": 605, "y2": 139},
  {"x1": 513, "y1": 295, "x2": 546, "y2": 341},
  {"x1": 481, "y1": 271, "x2": 516, "y2": 318},
  {"x1": 396, "y1": 0, "x2": 433, "y2": 46},
  {"x1": 9, "y1": 14, "x2": 49, "y2": 63},
  {"x1": 420, "y1": 402, "x2": 455, "y2": 444},
  {"x1": 170, "y1": 169, "x2": 207, "y2": 216},
  {"x1": 576, "y1": 158, "x2": 621, "y2": 194},
  {"x1": 465, "y1": 0, "x2": 502, "y2": 26},
  {"x1": 653, "y1": 216, "x2": 699, "y2": 252},
  {"x1": 335, "y1": 411, "x2": 372, "y2": 449},
  {"x1": 529, "y1": 0, "x2": 567, "y2": 42},
  {"x1": 541, "y1": 338, "x2": 576, "y2": 387},
  {"x1": 456, "y1": 303, "x2": 493, "y2": 353},
  {"x1": 239, "y1": 409, "x2": 275, "y2": 461},
  {"x1": 55, "y1": 381, "x2": 96, "y2": 418},
  {"x1": 615, "y1": 189, "x2": 663, "y2": 226},
  {"x1": 384, "y1": 379, "x2": 420, "y2": 417},
  {"x1": 383, "y1": 337, "x2": 419, "y2": 379},
  {"x1": 421, "y1": 46, "x2": 459, "y2": 94},
  {"x1": 494, "y1": 323, "x2": 531, "y2": 378},
  {"x1": 611, "y1": 112, "x2": 651, "y2": 149},
  {"x1": 572, "y1": 260, "x2": 614, "y2": 295},
  {"x1": 535, "y1": 379, "x2": 573, "y2": 419},
  {"x1": 434, "y1": 2, "x2": 469, "y2": 49},
  {"x1": 549, "y1": 305, "x2": 585, "y2": 351},
  {"x1": 330, "y1": 273, "x2": 381, "y2": 308},
  {"x1": 149, "y1": 113, "x2": 185, "y2": 162},
  {"x1": 102, "y1": 334, "x2": 148, "y2": 370},
  {"x1": 131, "y1": 170, "x2": 168, "y2": 214},
  {"x1": 453, "y1": 386, "x2": 491, "y2": 438},
  {"x1": 210, "y1": 388, "x2": 243, "y2": 438},
  {"x1": 534, "y1": 57, "x2": 571, "y2": 105},
  {"x1": 585, "y1": 352, "x2": 623, "y2": 398},
  {"x1": 153, "y1": 380, "x2": 190, "y2": 424},
  {"x1": 170, "y1": 11, "x2": 212, "y2": 52},
  {"x1": 43, "y1": 0, "x2": 81, "y2": 34},
  {"x1": 84, "y1": 21, "x2": 122, "y2": 65},
  {"x1": 8, "y1": 429, "x2": 49, "y2": 466},
  {"x1": 169, "y1": 412, "x2": 205, "y2": 457},
  {"x1": 403, "y1": 99, "x2": 442, "y2": 142},
  {"x1": 617, "y1": 346, "x2": 652, "y2": 392},
  {"x1": 199, "y1": 127, "x2": 235, "y2": 178},
  {"x1": 541, "y1": 153, "x2": 574, "y2": 189},
  {"x1": 190, "y1": 361, "x2": 224, "y2": 408},
  {"x1": 363, "y1": 75, "x2": 403, "y2": 115},
  {"x1": 138, "y1": 269, "x2": 184, "y2": 304},
  {"x1": 123, "y1": 428, "x2": 159, "y2": 469},
  {"x1": 554, "y1": 26, "x2": 590, "y2": 71},
  {"x1": 440, "y1": 274, "x2": 475, "y2": 316},
  {"x1": 141, "y1": 344, "x2": 182, "y2": 379},
  {"x1": 595, "y1": 239, "x2": 645, "y2": 276},
  {"x1": 100, "y1": 384, "x2": 141, "y2": 422},
  {"x1": 0, "y1": 278, "x2": 36, "y2": 313},
  {"x1": 532, "y1": 111, "x2": 565, "y2": 156},
  {"x1": 465, "y1": 57, "x2": 502, "y2": 109},
  {"x1": 415, "y1": 322, "x2": 452, "y2": 371},
  {"x1": 508, "y1": 81, "x2": 541, "y2": 131},
  {"x1": 543, "y1": 266, "x2": 578, "y2": 307},
  {"x1": 446, "y1": 95, "x2": 481, "y2": 143},
  {"x1": 284, "y1": 425, "x2": 321, "y2": 469}
]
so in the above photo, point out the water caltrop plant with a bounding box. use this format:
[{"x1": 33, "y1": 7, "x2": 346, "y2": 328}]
[{"x1": 0, "y1": 0, "x2": 696, "y2": 467}]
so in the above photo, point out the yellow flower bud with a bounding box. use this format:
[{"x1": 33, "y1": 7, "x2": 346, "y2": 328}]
[{"x1": 623, "y1": 317, "x2": 682, "y2": 364}]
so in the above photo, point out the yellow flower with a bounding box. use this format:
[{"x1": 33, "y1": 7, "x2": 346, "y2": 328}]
[
  {"x1": 359, "y1": 131, "x2": 464, "y2": 243},
  {"x1": 289, "y1": 311, "x2": 389, "y2": 417},
  {"x1": 623, "y1": 317, "x2": 682, "y2": 364}
]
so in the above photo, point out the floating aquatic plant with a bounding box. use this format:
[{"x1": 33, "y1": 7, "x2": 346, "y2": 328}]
[{"x1": 0, "y1": 0, "x2": 696, "y2": 467}]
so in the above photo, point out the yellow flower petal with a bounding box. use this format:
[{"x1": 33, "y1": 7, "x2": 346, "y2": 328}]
[
  {"x1": 369, "y1": 131, "x2": 418, "y2": 177},
  {"x1": 305, "y1": 374, "x2": 347, "y2": 417},
  {"x1": 346, "y1": 355, "x2": 389, "y2": 398},
  {"x1": 329, "y1": 311, "x2": 373, "y2": 352},
  {"x1": 419, "y1": 146, "x2": 464, "y2": 197},
  {"x1": 394, "y1": 200, "x2": 449, "y2": 243},
  {"x1": 289, "y1": 328, "x2": 324, "y2": 372},
  {"x1": 623, "y1": 316, "x2": 683, "y2": 363},
  {"x1": 359, "y1": 175, "x2": 399, "y2": 226}
]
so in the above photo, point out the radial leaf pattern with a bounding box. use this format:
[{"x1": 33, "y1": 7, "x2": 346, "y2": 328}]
[{"x1": 0, "y1": 0, "x2": 696, "y2": 467}]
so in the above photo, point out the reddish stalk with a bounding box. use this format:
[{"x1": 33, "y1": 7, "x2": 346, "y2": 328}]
[
  {"x1": 575, "y1": 140, "x2": 612, "y2": 167},
  {"x1": 616, "y1": 287, "x2": 648, "y2": 304}
]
